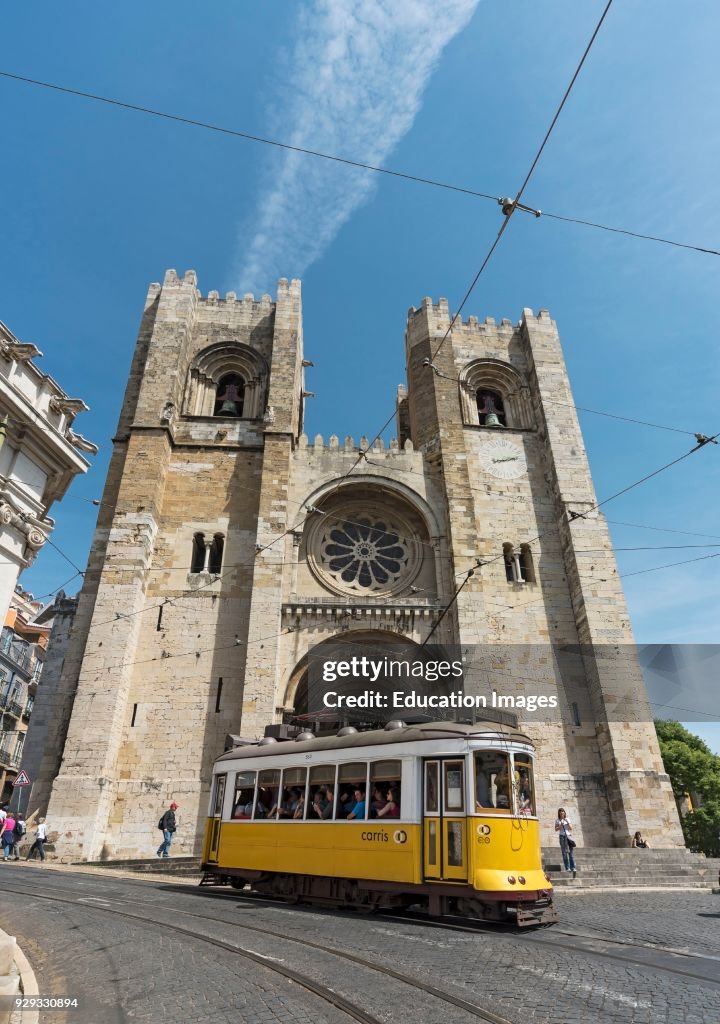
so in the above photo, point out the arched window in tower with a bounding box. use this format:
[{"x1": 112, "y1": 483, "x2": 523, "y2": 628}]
[
  {"x1": 208, "y1": 533, "x2": 225, "y2": 574},
  {"x1": 477, "y1": 388, "x2": 507, "y2": 428},
  {"x1": 503, "y1": 543, "x2": 515, "y2": 582},
  {"x1": 503, "y1": 542, "x2": 535, "y2": 583},
  {"x1": 191, "y1": 532, "x2": 206, "y2": 574},
  {"x1": 214, "y1": 373, "x2": 245, "y2": 417},
  {"x1": 519, "y1": 544, "x2": 535, "y2": 584}
]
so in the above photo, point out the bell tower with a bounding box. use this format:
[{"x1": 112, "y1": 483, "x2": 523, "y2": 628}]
[
  {"x1": 38, "y1": 271, "x2": 305, "y2": 862},
  {"x1": 403, "y1": 300, "x2": 683, "y2": 847}
]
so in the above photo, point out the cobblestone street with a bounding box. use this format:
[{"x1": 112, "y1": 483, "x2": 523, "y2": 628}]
[{"x1": 0, "y1": 866, "x2": 717, "y2": 1024}]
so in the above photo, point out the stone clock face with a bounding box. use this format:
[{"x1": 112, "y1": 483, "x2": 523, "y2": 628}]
[{"x1": 479, "y1": 437, "x2": 527, "y2": 479}]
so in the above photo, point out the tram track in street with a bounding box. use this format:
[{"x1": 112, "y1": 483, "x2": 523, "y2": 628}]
[
  {"x1": 374, "y1": 908, "x2": 720, "y2": 986},
  {"x1": 3, "y1": 882, "x2": 518, "y2": 1024},
  {"x1": 9, "y1": 875, "x2": 720, "y2": 995}
]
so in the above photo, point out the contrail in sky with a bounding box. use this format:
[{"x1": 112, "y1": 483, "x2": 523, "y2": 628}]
[{"x1": 234, "y1": 0, "x2": 480, "y2": 293}]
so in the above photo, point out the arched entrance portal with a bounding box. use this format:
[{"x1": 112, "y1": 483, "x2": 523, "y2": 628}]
[{"x1": 284, "y1": 631, "x2": 458, "y2": 731}]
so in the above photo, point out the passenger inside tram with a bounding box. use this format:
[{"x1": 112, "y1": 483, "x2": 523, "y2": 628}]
[
  {"x1": 515, "y1": 757, "x2": 535, "y2": 815},
  {"x1": 338, "y1": 789, "x2": 355, "y2": 816},
  {"x1": 312, "y1": 785, "x2": 333, "y2": 819},
  {"x1": 291, "y1": 788, "x2": 305, "y2": 819},
  {"x1": 375, "y1": 785, "x2": 401, "y2": 818},
  {"x1": 232, "y1": 774, "x2": 256, "y2": 818},
  {"x1": 371, "y1": 785, "x2": 387, "y2": 815},
  {"x1": 254, "y1": 783, "x2": 275, "y2": 819},
  {"x1": 346, "y1": 786, "x2": 367, "y2": 820}
]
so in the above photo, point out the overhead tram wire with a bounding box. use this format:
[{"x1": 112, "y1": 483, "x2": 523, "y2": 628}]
[
  {"x1": 325, "y1": 0, "x2": 621, "y2": 648},
  {"x1": 0, "y1": 70, "x2": 494, "y2": 202},
  {"x1": 14, "y1": 3, "x2": 701, "y2": 643},
  {"x1": 82, "y1": 425, "x2": 719, "y2": 633},
  {"x1": 539, "y1": 208, "x2": 720, "y2": 257},
  {"x1": 585, "y1": 550, "x2": 720, "y2": 581},
  {"x1": 429, "y1": 0, "x2": 616, "y2": 364},
  {"x1": 606, "y1": 519, "x2": 720, "y2": 541},
  {"x1": 1, "y1": 67, "x2": 718, "y2": 260}
]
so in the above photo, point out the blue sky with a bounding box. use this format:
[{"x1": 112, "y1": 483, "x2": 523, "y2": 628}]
[{"x1": 1, "y1": 2, "x2": 718, "y2": 747}]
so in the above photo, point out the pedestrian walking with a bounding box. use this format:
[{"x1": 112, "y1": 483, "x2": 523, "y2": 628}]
[
  {"x1": 12, "y1": 813, "x2": 26, "y2": 860},
  {"x1": 26, "y1": 818, "x2": 47, "y2": 862},
  {"x1": 555, "y1": 807, "x2": 577, "y2": 877},
  {"x1": 1, "y1": 813, "x2": 17, "y2": 861},
  {"x1": 157, "y1": 801, "x2": 178, "y2": 858}
]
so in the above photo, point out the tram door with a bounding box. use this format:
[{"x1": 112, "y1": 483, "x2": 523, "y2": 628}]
[
  {"x1": 422, "y1": 759, "x2": 467, "y2": 882},
  {"x1": 207, "y1": 773, "x2": 226, "y2": 863}
]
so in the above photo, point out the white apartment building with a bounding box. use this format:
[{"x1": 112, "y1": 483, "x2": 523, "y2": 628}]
[{"x1": 0, "y1": 320, "x2": 96, "y2": 620}]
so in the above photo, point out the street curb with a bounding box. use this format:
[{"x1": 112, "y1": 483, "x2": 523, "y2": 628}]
[
  {"x1": 553, "y1": 885, "x2": 715, "y2": 895},
  {"x1": 1, "y1": 926, "x2": 39, "y2": 1024}
]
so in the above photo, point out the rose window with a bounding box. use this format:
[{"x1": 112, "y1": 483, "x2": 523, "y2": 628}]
[{"x1": 307, "y1": 505, "x2": 421, "y2": 597}]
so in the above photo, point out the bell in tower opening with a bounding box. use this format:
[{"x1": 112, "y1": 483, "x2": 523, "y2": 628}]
[
  {"x1": 214, "y1": 373, "x2": 245, "y2": 417},
  {"x1": 477, "y1": 389, "x2": 506, "y2": 427}
]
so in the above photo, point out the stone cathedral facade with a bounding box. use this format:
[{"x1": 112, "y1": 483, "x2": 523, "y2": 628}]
[{"x1": 28, "y1": 269, "x2": 682, "y2": 860}]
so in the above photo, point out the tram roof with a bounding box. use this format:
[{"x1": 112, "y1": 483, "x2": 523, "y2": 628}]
[{"x1": 216, "y1": 720, "x2": 534, "y2": 764}]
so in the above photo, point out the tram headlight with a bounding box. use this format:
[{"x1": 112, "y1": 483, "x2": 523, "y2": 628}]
[
  {"x1": 517, "y1": 875, "x2": 526, "y2": 885},
  {"x1": 507, "y1": 875, "x2": 516, "y2": 884}
]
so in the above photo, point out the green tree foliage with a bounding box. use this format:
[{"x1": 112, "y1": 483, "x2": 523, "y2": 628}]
[{"x1": 655, "y1": 720, "x2": 720, "y2": 856}]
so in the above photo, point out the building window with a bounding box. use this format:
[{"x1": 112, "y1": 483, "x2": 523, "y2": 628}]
[
  {"x1": 519, "y1": 544, "x2": 534, "y2": 583},
  {"x1": 476, "y1": 389, "x2": 507, "y2": 427},
  {"x1": 459, "y1": 359, "x2": 533, "y2": 430},
  {"x1": 213, "y1": 374, "x2": 245, "y2": 417},
  {"x1": 191, "y1": 532, "x2": 206, "y2": 573},
  {"x1": 184, "y1": 342, "x2": 268, "y2": 419},
  {"x1": 503, "y1": 543, "x2": 535, "y2": 584},
  {"x1": 208, "y1": 534, "x2": 224, "y2": 575}
]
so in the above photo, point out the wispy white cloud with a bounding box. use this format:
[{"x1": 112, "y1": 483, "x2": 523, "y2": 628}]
[{"x1": 233, "y1": 0, "x2": 480, "y2": 293}]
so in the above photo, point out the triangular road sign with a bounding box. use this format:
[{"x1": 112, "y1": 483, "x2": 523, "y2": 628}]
[{"x1": 12, "y1": 770, "x2": 31, "y2": 786}]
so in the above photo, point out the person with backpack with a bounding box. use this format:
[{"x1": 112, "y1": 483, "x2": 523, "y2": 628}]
[
  {"x1": 1, "y1": 812, "x2": 16, "y2": 861},
  {"x1": 156, "y1": 802, "x2": 178, "y2": 858},
  {"x1": 11, "y1": 813, "x2": 26, "y2": 859}
]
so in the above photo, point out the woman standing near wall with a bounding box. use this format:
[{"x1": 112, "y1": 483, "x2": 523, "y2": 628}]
[{"x1": 555, "y1": 807, "x2": 576, "y2": 878}]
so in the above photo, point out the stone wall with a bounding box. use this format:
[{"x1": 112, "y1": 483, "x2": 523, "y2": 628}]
[{"x1": 38, "y1": 273, "x2": 683, "y2": 859}]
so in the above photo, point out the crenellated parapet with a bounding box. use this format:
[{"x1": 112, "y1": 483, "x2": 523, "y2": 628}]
[{"x1": 297, "y1": 433, "x2": 415, "y2": 455}]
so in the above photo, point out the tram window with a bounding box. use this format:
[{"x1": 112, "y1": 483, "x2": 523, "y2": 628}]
[
  {"x1": 308, "y1": 764, "x2": 336, "y2": 820},
  {"x1": 425, "y1": 762, "x2": 439, "y2": 813},
  {"x1": 256, "y1": 769, "x2": 280, "y2": 819},
  {"x1": 232, "y1": 771, "x2": 256, "y2": 819},
  {"x1": 514, "y1": 755, "x2": 535, "y2": 815},
  {"x1": 447, "y1": 821, "x2": 464, "y2": 866},
  {"x1": 444, "y1": 762, "x2": 465, "y2": 812},
  {"x1": 212, "y1": 774, "x2": 227, "y2": 817},
  {"x1": 370, "y1": 760, "x2": 401, "y2": 818},
  {"x1": 280, "y1": 767, "x2": 307, "y2": 820},
  {"x1": 337, "y1": 762, "x2": 368, "y2": 820},
  {"x1": 474, "y1": 752, "x2": 511, "y2": 814}
]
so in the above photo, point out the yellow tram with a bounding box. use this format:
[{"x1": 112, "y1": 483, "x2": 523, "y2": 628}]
[{"x1": 201, "y1": 721, "x2": 557, "y2": 927}]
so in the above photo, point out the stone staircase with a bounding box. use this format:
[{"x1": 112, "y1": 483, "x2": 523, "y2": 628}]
[
  {"x1": 83, "y1": 856, "x2": 202, "y2": 876},
  {"x1": 543, "y1": 846, "x2": 720, "y2": 889}
]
